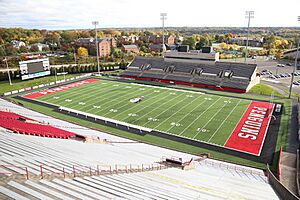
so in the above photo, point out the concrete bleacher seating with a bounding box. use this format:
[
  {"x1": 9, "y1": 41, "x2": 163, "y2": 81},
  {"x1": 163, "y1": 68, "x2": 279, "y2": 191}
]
[
  {"x1": 0, "y1": 166, "x2": 279, "y2": 200},
  {"x1": 121, "y1": 56, "x2": 259, "y2": 92},
  {"x1": 0, "y1": 111, "x2": 76, "y2": 139}
]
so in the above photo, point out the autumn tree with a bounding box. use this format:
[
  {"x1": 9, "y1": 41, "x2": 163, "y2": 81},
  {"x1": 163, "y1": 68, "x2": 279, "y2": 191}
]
[{"x1": 77, "y1": 47, "x2": 88, "y2": 57}]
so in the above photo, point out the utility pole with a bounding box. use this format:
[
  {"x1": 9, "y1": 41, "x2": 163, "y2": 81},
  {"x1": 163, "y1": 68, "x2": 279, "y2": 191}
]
[
  {"x1": 4, "y1": 57, "x2": 12, "y2": 85},
  {"x1": 288, "y1": 16, "x2": 300, "y2": 99},
  {"x1": 160, "y1": 13, "x2": 167, "y2": 53},
  {"x1": 51, "y1": 40, "x2": 57, "y2": 82},
  {"x1": 245, "y1": 11, "x2": 254, "y2": 63},
  {"x1": 92, "y1": 21, "x2": 100, "y2": 75}
]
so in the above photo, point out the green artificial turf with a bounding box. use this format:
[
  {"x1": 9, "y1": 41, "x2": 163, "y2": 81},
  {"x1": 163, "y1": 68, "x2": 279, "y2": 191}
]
[{"x1": 36, "y1": 79, "x2": 251, "y2": 146}]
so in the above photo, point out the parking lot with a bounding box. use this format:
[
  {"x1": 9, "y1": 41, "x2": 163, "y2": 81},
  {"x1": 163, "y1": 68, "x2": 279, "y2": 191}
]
[{"x1": 224, "y1": 56, "x2": 299, "y2": 95}]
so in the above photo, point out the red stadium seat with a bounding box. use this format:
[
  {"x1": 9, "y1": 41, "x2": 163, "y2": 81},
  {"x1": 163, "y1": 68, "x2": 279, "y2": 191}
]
[{"x1": 0, "y1": 111, "x2": 76, "y2": 139}]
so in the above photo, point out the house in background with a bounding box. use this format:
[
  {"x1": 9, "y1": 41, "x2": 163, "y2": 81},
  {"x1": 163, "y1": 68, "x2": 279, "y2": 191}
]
[
  {"x1": 11, "y1": 40, "x2": 26, "y2": 49},
  {"x1": 149, "y1": 44, "x2": 163, "y2": 52},
  {"x1": 230, "y1": 37, "x2": 264, "y2": 47},
  {"x1": 121, "y1": 44, "x2": 139, "y2": 53},
  {"x1": 141, "y1": 35, "x2": 175, "y2": 45},
  {"x1": 27, "y1": 43, "x2": 49, "y2": 51}
]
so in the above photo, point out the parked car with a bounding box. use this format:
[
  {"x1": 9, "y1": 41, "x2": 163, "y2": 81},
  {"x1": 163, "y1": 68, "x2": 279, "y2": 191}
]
[
  {"x1": 293, "y1": 81, "x2": 299, "y2": 85},
  {"x1": 277, "y1": 64, "x2": 285, "y2": 67},
  {"x1": 286, "y1": 63, "x2": 292, "y2": 66},
  {"x1": 274, "y1": 75, "x2": 280, "y2": 78},
  {"x1": 269, "y1": 75, "x2": 276, "y2": 79}
]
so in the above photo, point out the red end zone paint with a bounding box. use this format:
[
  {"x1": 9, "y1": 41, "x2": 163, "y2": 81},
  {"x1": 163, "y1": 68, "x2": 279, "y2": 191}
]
[
  {"x1": 23, "y1": 79, "x2": 98, "y2": 99},
  {"x1": 224, "y1": 101, "x2": 275, "y2": 156}
]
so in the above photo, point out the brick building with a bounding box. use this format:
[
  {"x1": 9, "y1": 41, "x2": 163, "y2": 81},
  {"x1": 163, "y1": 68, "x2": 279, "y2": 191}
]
[
  {"x1": 98, "y1": 39, "x2": 111, "y2": 57},
  {"x1": 121, "y1": 44, "x2": 139, "y2": 53}
]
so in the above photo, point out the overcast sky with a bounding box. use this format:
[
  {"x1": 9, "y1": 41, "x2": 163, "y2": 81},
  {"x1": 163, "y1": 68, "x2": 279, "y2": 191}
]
[{"x1": 0, "y1": 0, "x2": 299, "y2": 30}]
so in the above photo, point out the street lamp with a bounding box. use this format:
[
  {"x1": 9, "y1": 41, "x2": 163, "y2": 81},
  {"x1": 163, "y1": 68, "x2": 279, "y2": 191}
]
[
  {"x1": 245, "y1": 11, "x2": 254, "y2": 63},
  {"x1": 288, "y1": 16, "x2": 300, "y2": 99},
  {"x1": 160, "y1": 13, "x2": 167, "y2": 52},
  {"x1": 92, "y1": 21, "x2": 100, "y2": 75}
]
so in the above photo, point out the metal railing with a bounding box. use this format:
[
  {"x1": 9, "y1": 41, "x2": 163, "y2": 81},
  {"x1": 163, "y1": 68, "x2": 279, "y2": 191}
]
[{"x1": 0, "y1": 164, "x2": 29, "y2": 180}]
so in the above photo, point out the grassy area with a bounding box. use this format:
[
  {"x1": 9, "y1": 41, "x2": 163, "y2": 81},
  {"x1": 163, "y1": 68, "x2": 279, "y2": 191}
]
[
  {"x1": 34, "y1": 79, "x2": 251, "y2": 147},
  {"x1": 0, "y1": 74, "x2": 82, "y2": 95},
  {"x1": 249, "y1": 83, "x2": 285, "y2": 98}
]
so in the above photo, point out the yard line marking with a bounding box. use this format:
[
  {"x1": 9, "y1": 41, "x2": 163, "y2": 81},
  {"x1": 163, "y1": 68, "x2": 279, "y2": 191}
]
[
  {"x1": 86, "y1": 87, "x2": 155, "y2": 114},
  {"x1": 124, "y1": 92, "x2": 186, "y2": 123},
  {"x1": 207, "y1": 99, "x2": 242, "y2": 143},
  {"x1": 192, "y1": 98, "x2": 233, "y2": 139},
  {"x1": 65, "y1": 82, "x2": 139, "y2": 108},
  {"x1": 101, "y1": 90, "x2": 160, "y2": 117},
  {"x1": 40, "y1": 81, "x2": 102, "y2": 102},
  {"x1": 103, "y1": 89, "x2": 166, "y2": 118},
  {"x1": 177, "y1": 97, "x2": 222, "y2": 136},
  {"x1": 164, "y1": 96, "x2": 214, "y2": 133},
  {"x1": 141, "y1": 93, "x2": 192, "y2": 127},
  {"x1": 40, "y1": 81, "x2": 119, "y2": 105},
  {"x1": 152, "y1": 95, "x2": 203, "y2": 129},
  {"x1": 72, "y1": 84, "x2": 142, "y2": 110}
]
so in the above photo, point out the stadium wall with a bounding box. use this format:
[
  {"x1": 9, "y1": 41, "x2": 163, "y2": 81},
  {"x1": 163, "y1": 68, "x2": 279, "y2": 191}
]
[{"x1": 266, "y1": 164, "x2": 300, "y2": 200}]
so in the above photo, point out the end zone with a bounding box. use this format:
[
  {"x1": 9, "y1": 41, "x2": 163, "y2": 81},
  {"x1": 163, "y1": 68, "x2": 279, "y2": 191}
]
[
  {"x1": 23, "y1": 79, "x2": 98, "y2": 99},
  {"x1": 224, "y1": 101, "x2": 275, "y2": 156}
]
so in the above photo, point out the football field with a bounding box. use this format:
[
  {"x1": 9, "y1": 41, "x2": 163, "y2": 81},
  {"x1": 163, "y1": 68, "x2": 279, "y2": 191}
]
[{"x1": 23, "y1": 78, "x2": 274, "y2": 155}]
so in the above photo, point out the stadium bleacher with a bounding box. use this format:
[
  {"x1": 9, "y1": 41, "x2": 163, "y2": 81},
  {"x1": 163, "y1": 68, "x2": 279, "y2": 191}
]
[
  {"x1": 0, "y1": 111, "x2": 76, "y2": 139},
  {"x1": 121, "y1": 56, "x2": 259, "y2": 92}
]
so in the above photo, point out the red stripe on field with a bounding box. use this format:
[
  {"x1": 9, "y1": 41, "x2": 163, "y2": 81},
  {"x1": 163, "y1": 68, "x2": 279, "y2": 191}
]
[
  {"x1": 23, "y1": 79, "x2": 98, "y2": 99},
  {"x1": 224, "y1": 101, "x2": 275, "y2": 156}
]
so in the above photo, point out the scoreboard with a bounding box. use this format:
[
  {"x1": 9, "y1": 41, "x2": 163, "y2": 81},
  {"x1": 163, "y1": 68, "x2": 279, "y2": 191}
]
[{"x1": 19, "y1": 58, "x2": 50, "y2": 80}]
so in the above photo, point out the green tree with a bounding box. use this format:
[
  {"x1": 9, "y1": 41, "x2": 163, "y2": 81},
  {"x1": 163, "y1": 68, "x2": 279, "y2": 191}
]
[{"x1": 182, "y1": 36, "x2": 196, "y2": 50}]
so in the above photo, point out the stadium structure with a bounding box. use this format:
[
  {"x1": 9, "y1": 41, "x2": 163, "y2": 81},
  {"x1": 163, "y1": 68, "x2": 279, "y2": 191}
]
[
  {"x1": 0, "y1": 54, "x2": 293, "y2": 199},
  {"x1": 121, "y1": 47, "x2": 260, "y2": 93}
]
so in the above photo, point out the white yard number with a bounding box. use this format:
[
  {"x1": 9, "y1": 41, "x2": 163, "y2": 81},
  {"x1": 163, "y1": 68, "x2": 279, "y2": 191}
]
[
  {"x1": 197, "y1": 128, "x2": 209, "y2": 133},
  {"x1": 53, "y1": 97, "x2": 60, "y2": 99},
  {"x1": 224, "y1": 100, "x2": 231, "y2": 103},
  {"x1": 171, "y1": 122, "x2": 182, "y2": 127},
  {"x1": 65, "y1": 99, "x2": 72, "y2": 102},
  {"x1": 186, "y1": 95, "x2": 193, "y2": 98},
  {"x1": 169, "y1": 92, "x2": 176, "y2": 95},
  {"x1": 154, "y1": 90, "x2": 160, "y2": 93},
  {"x1": 93, "y1": 105, "x2": 101, "y2": 109},
  {"x1": 204, "y1": 97, "x2": 212, "y2": 101},
  {"x1": 148, "y1": 117, "x2": 159, "y2": 122},
  {"x1": 109, "y1": 109, "x2": 118, "y2": 113},
  {"x1": 78, "y1": 102, "x2": 86, "y2": 105},
  {"x1": 128, "y1": 113, "x2": 138, "y2": 117}
]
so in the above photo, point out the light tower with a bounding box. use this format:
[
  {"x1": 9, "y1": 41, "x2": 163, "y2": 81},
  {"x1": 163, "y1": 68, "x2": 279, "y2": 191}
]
[
  {"x1": 160, "y1": 13, "x2": 167, "y2": 52},
  {"x1": 288, "y1": 16, "x2": 300, "y2": 99},
  {"x1": 244, "y1": 11, "x2": 254, "y2": 63},
  {"x1": 92, "y1": 21, "x2": 100, "y2": 75}
]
